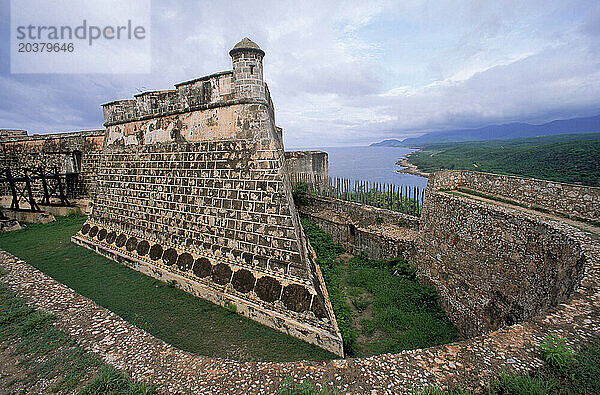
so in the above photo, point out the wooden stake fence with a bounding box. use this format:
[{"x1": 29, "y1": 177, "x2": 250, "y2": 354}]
[{"x1": 290, "y1": 173, "x2": 424, "y2": 216}]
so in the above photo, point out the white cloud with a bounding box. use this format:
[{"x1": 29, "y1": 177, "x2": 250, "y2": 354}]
[{"x1": 0, "y1": 0, "x2": 598, "y2": 148}]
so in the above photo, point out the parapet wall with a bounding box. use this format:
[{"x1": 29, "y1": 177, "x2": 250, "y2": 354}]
[
  {"x1": 298, "y1": 194, "x2": 419, "y2": 261},
  {"x1": 419, "y1": 171, "x2": 588, "y2": 337},
  {"x1": 0, "y1": 130, "x2": 105, "y2": 199},
  {"x1": 430, "y1": 170, "x2": 600, "y2": 222},
  {"x1": 102, "y1": 71, "x2": 236, "y2": 127},
  {"x1": 0, "y1": 129, "x2": 28, "y2": 140},
  {"x1": 286, "y1": 151, "x2": 329, "y2": 187}
]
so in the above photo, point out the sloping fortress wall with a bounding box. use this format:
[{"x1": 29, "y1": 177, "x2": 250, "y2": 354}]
[
  {"x1": 0, "y1": 129, "x2": 105, "y2": 199},
  {"x1": 71, "y1": 38, "x2": 343, "y2": 356},
  {"x1": 418, "y1": 170, "x2": 590, "y2": 338}
]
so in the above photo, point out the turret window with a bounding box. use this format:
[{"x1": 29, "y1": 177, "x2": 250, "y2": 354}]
[{"x1": 250, "y1": 65, "x2": 255, "y2": 74}]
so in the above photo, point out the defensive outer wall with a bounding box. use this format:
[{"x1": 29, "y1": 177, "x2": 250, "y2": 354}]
[
  {"x1": 1, "y1": 168, "x2": 598, "y2": 392},
  {"x1": 0, "y1": 129, "x2": 104, "y2": 201},
  {"x1": 70, "y1": 38, "x2": 344, "y2": 356}
]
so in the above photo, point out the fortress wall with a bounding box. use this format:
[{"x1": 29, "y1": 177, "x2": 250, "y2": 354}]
[
  {"x1": 431, "y1": 170, "x2": 600, "y2": 222},
  {"x1": 72, "y1": 39, "x2": 343, "y2": 356},
  {"x1": 418, "y1": 184, "x2": 586, "y2": 338},
  {"x1": 0, "y1": 129, "x2": 28, "y2": 140},
  {"x1": 300, "y1": 194, "x2": 420, "y2": 230},
  {"x1": 285, "y1": 151, "x2": 329, "y2": 187},
  {"x1": 298, "y1": 194, "x2": 419, "y2": 261},
  {"x1": 0, "y1": 130, "x2": 105, "y2": 199}
]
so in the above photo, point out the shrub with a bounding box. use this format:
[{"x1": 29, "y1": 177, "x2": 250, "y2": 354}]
[
  {"x1": 80, "y1": 366, "x2": 156, "y2": 394},
  {"x1": 278, "y1": 377, "x2": 333, "y2": 394},
  {"x1": 538, "y1": 335, "x2": 575, "y2": 372},
  {"x1": 293, "y1": 181, "x2": 310, "y2": 206}
]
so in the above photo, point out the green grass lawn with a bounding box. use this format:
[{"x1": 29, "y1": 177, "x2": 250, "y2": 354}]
[
  {"x1": 0, "y1": 215, "x2": 336, "y2": 361},
  {"x1": 301, "y1": 218, "x2": 460, "y2": 356}
]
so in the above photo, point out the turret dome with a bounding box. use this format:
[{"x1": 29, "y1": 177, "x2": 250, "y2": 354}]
[{"x1": 229, "y1": 37, "x2": 265, "y2": 57}]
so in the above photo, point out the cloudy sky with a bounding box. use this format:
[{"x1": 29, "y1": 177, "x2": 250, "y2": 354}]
[{"x1": 1, "y1": 0, "x2": 600, "y2": 148}]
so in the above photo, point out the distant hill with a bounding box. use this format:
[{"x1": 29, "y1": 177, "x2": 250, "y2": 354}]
[
  {"x1": 398, "y1": 114, "x2": 600, "y2": 146},
  {"x1": 407, "y1": 132, "x2": 600, "y2": 186},
  {"x1": 369, "y1": 139, "x2": 404, "y2": 147}
]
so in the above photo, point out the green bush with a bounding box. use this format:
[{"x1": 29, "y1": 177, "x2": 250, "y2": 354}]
[
  {"x1": 538, "y1": 335, "x2": 575, "y2": 372},
  {"x1": 293, "y1": 181, "x2": 310, "y2": 206}
]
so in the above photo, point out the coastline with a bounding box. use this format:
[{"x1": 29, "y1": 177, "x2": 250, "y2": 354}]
[{"x1": 396, "y1": 152, "x2": 430, "y2": 178}]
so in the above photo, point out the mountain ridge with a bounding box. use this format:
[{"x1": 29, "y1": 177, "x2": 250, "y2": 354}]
[{"x1": 370, "y1": 114, "x2": 600, "y2": 147}]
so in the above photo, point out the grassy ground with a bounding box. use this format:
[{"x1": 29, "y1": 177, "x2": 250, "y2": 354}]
[
  {"x1": 0, "y1": 276, "x2": 154, "y2": 393},
  {"x1": 407, "y1": 133, "x2": 600, "y2": 186},
  {"x1": 301, "y1": 218, "x2": 460, "y2": 356},
  {"x1": 0, "y1": 214, "x2": 336, "y2": 361}
]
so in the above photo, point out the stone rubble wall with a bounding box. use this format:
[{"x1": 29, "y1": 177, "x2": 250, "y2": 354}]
[
  {"x1": 430, "y1": 170, "x2": 600, "y2": 222},
  {"x1": 300, "y1": 194, "x2": 420, "y2": 230},
  {"x1": 298, "y1": 194, "x2": 419, "y2": 261},
  {"x1": 0, "y1": 130, "x2": 105, "y2": 199},
  {"x1": 419, "y1": 171, "x2": 589, "y2": 338}
]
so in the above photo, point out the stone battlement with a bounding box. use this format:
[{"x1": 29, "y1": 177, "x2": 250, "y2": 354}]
[
  {"x1": 102, "y1": 71, "x2": 239, "y2": 126},
  {"x1": 72, "y1": 38, "x2": 344, "y2": 356},
  {"x1": 429, "y1": 169, "x2": 600, "y2": 222}
]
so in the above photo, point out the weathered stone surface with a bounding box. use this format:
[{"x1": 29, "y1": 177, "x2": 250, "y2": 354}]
[
  {"x1": 211, "y1": 263, "x2": 233, "y2": 285},
  {"x1": 136, "y1": 240, "x2": 150, "y2": 256},
  {"x1": 0, "y1": 130, "x2": 104, "y2": 200},
  {"x1": 162, "y1": 248, "x2": 178, "y2": 267},
  {"x1": 419, "y1": 171, "x2": 590, "y2": 338},
  {"x1": 115, "y1": 234, "x2": 127, "y2": 248},
  {"x1": 281, "y1": 284, "x2": 312, "y2": 312},
  {"x1": 149, "y1": 244, "x2": 163, "y2": 261},
  {"x1": 193, "y1": 257, "x2": 212, "y2": 278},
  {"x1": 71, "y1": 39, "x2": 343, "y2": 356},
  {"x1": 430, "y1": 170, "x2": 600, "y2": 222},
  {"x1": 125, "y1": 237, "x2": 138, "y2": 252},
  {"x1": 176, "y1": 253, "x2": 194, "y2": 272},
  {"x1": 105, "y1": 231, "x2": 116, "y2": 244},
  {"x1": 298, "y1": 194, "x2": 419, "y2": 261},
  {"x1": 232, "y1": 269, "x2": 255, "y2": 293}
]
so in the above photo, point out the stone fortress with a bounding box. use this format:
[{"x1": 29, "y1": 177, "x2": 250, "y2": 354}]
[
  {"x1": 0, "y1": 37, "x2": 599, "y2": 391},
  {"x1": 72, "y1": 38, "x2": 343, "y2": 356}
]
